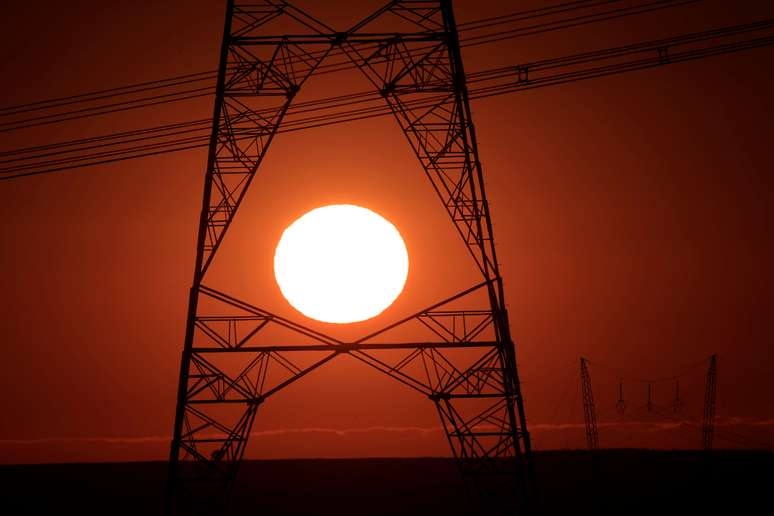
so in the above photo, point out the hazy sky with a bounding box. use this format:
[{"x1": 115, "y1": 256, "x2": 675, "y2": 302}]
[{"x1": 1, "y1": 0, "x2": 773, "y2": 463}]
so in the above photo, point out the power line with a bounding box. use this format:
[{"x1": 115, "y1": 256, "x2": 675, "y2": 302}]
[
  {"x1": 0, "y1": 70, "x2": 218, "y2": 116},
  {"x1": 463, "y1": 0, "x2": 701, "y2": 48},
  {"x1": 0, "y1": 0, "x2": 699, "y2": 133},
  {"x1": 0, "y1": 1, "x2": 644, "y2": 113},
  {"x1": 587, "y1": 355, "x2": 712, "y2": 384},
  {"x1": 0, "y1": 118, "x2": 212, "y2": 158},
  {"x1": 0, "y1": 89, "x2": 213, "y2": 135},
  {"x1": 3, "y1": 14, "x2": 772, "y2": 180}
]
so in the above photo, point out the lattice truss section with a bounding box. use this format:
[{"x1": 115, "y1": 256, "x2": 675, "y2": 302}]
[
  {"x1": 176, "y1": 286, "x2": 340, "y2": 495},
  {"x1": 199, "y1": 2, "x2": 335, "y2": 275},
  {"x1": 168, "y1": 1, "x2": 532, "y2": 514},
  {"x1": 348, "y1": 281, "x2": 527, "y2": 506},
  {"x1": 343, "y1": 2, "x2": 498, "y2": 277},
  {"x1": 177, "y1": 283, "x2": 524, "y2": 489}
]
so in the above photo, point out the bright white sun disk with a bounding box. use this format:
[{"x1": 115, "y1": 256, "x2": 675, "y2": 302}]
[{"x1": 273, "y1": 204, "x2": 409, "y2": 324}]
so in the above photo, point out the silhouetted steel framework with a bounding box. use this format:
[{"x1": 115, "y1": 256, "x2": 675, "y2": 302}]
[
  {"x1": 616, "y1": 379, "x2": 626, "y2": 415},
  {"x1": 673, "y1": 378, "x2": 682, "y2": 413},
  {"x1": 165, "y1": 1, "x2": 533, "y2": 514},
  {"x1": 646, "y1": 381, "x2": 654, "y2": 412},
  {"x1": 702, "y1": 354, "x2": 717, "y2": 450},
  {"x1": 579, "y1": 358, "x2": 599, "y2": 450}
]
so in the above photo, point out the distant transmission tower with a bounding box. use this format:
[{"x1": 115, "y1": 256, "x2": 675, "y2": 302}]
[
  {"x1": 165, "y1": 1, "x2": 533, "y2": 514},
  {"x1": 702, "y1": 354, "x2": 717, "y2": 450},
  {"x1": 615, "y1": 379, "x2": 626, "y2": 415},
  {"x1": 646, "y1": 382, "x2": 654, "y2": 412},
  {"x1": 580, "y1": 358, "x2": 599, "y2": 450},
  {"x1": 672, "y1": 378, "x2": 682, "y2": 413}
]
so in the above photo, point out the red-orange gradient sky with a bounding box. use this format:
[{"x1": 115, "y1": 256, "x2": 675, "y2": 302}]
[{"x1": 1, "y1": 0, "x2": 774, "y2": 464}]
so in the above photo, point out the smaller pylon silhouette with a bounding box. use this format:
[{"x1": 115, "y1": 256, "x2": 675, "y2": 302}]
[
  {"x1": 616, "y1": 380, "x2": 626, "y2": 415},
  {"x1": 672, "y1": 378, "x2": 682, "y2": 413},
  {"x1": 702, "y1": 354, "x2": 718, "y2": 449},
  {"x1": 646, "y1": 382, "x2": 654, "y2": 412},
  {"x1": 580, "y1": 358, "x2": 599, "y2": 450}
]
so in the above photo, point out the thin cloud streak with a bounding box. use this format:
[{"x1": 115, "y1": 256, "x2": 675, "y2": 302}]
[{"x1": 3, "y1": 417, "x2": 774, "y2": 446}]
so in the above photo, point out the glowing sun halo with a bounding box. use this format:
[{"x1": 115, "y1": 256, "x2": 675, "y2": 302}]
[{"x1": 273, "y1": 204, "x2": 409, "y2": 324}]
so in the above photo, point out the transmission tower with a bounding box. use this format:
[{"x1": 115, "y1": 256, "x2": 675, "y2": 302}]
[
  {"x1": 615, "y1": 379, "x2": 626, "y2": 415},
  {"x1": 165, "y1": 1, "x2": 534, "y2": 514},
  {"x1": 702, "y1": 354, "x2": 717, "y2": 450},
  {"x1": 672, "y1": 378, "x2": 682, "y2": 413},
  {"x1": 580, "y1": 358, "x2": 599, "y2": 450},
  {"x1": 646, "y1": 382, "x2": 654, "y2": 412}
]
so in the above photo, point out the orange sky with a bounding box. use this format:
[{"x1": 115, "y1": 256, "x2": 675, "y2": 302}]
[{"x1": 1, "y1": 0, "x2": 774, "y2": 464}]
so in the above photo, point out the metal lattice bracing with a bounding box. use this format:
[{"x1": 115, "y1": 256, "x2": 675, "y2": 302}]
[
  {"x1": 580, "y1": 358, "x2": 599, "y2": 450},
  {"x1": 702, "y1": 354, "x2": 717, "y2": 450},
  {"x1": 616, "y1": 380, "x2": 626, "y2": 415},
  {"x1": 166, "y1": 1, "x2": 533, "y2": 514}
]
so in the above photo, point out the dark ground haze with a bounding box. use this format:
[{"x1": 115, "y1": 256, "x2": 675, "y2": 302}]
[{"x1": 1, "y1": 450, "x2": 771, "y2": 515}]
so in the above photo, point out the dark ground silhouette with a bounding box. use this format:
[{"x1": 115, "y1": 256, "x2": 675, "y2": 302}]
[{"x1": 1, "y1": 450, "x2": 771, "y2": 515}]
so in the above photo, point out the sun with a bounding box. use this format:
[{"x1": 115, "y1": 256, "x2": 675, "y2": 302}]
[{"x1": 273, "y1": 204, "x2": 409, "y2": 324}]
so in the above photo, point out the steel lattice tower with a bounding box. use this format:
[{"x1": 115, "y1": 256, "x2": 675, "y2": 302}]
[
  {"x1": 579, "y1": 357, "x2": 599, "y2": 450},
  {"x1": 702, "y1": 354, "x2": 717, "y2": 450},
  {"x1": 165, "y1": 1, "x2": 534, "y2": 514}
]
